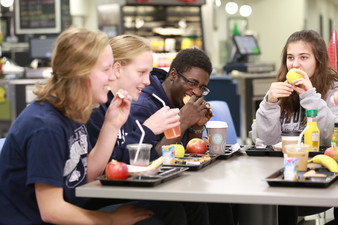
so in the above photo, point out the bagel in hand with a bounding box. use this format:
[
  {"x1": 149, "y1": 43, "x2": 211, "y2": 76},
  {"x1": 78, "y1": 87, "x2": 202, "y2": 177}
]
[{"x1": 183, "y1": 95, "x2": 191, "y2": 104}]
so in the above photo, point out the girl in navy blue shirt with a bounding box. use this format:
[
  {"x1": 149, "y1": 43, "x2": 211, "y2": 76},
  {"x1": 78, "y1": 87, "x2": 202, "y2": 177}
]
[{"x1": 0, "y1": 27, "x2": 155, "y2": 225}]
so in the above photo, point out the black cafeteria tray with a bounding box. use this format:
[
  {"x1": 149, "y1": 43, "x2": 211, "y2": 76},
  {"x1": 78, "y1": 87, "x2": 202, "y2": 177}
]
[
  {"x1": 98, "y1": 167, "x2": 188, "y2": 187},
  {"x1": 216, "y1": 145, "x2": 244, "y2": 160},
  {"x1": 266, "y1": 167, "x2": 338, "y2": 188},
  {"x1": 246, "y1": 146, "x2": 330, "y2": 157},
  {"x1": 169, "y1": 154, "x2": 218, "y2": 171}
]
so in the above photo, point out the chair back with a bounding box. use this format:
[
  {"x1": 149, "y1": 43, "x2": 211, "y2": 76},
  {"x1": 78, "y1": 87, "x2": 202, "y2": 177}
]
[
  {"x1": 0, "y1": 138, "x2": 5, "y2": 155},
  {"x1": 206, "y1": 101, "x2": 237, "y2": 144}
]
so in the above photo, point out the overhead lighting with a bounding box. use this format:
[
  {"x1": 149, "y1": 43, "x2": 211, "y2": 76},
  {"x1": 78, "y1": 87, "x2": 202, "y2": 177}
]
[
  {"x1": 239, "y1": 5, "x2": 252, "y2": 17},
  {"x1": 135, "y1": 18, "x2": 144, "y2": 29},
  {"x1": 225, "y1": 2, "x2": 238, "y2": 15},
  {"x1": 215, "y1": 0, "x2": 221, "y2": 7},
  {"x1": 178, "y1": 18, "x2": 187, "y2": 29},
  {"x1": 0, "y1": 0, "x2": 13, "y2": 7}
]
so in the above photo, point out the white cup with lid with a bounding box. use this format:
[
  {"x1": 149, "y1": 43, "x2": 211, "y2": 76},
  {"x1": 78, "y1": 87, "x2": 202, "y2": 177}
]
[{"x1": 206, "y1": 121, "x2": 228, "y2": 155}]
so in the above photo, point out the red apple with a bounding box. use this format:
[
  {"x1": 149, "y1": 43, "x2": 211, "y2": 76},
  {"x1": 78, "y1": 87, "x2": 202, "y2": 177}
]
[
  {"x1": 324, "y1": 147, "x2": 338, "y2": 162},
  {"x1": 105, "y1": 160, "x2": 129, "y2": 180},
  {"x1": 186, "y1": 138, "x2": 207, "y2": 154}
]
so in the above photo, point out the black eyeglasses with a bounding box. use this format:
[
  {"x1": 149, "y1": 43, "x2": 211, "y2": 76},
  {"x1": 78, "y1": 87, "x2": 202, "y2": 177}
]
[{"x1": 175, "y1": 70, "x2": 210, "y2": 96}]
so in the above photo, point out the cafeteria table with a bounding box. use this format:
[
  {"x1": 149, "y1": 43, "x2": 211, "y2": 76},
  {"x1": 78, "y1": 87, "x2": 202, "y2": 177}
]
[{"x1": 76, "y1": 155, "x2": 338, "y2": 224}]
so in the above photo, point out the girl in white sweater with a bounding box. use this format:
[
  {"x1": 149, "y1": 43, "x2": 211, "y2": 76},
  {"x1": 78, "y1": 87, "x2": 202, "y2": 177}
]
[{"x1": 252, "y1": 30, "x2": 338, "y2": 146}]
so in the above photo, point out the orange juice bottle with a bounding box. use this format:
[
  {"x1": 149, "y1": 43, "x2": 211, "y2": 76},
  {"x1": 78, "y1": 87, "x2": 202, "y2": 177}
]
[
  {"x1": 331, "y1": 122, "x2": 338, "y2": 147},
  {"x1": 304, "y1": 109, "x2": 320, "y2": 152}
]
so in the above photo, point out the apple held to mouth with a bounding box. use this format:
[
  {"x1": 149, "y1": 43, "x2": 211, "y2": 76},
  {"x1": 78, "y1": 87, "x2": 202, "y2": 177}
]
[
  {"x1": 186, "y1": 138, "x2": 207, "y2": 154},
  {"x1": 105, "y1": 160, "x2": 129, "y2": 180},
  {"x1": 286, "y1": 68, "x2": 303, "y2": 84}
]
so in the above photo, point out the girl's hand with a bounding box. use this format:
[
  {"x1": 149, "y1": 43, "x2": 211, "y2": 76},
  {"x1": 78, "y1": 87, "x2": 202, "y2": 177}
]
[
  {"x1": 143, "y1": 106, "x2": 180, "y2": 135},
  {"x1": 109, "y1": 204, "x2": 154, "y2": 225},
  {"x1": 267, "y1": 81, "x2": 293, "y2": 103},
  {"x1": 290, "y1": 69, "x2": 313, "y2": 94},
  {"x1": 105, "y1": 89, "x2": 132, "y2": 129}
]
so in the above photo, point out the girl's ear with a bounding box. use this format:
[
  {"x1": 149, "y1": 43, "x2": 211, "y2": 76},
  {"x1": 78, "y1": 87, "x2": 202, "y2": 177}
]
[{"x1": 113, "y1": 62, "x2": 121, "y2": 79}]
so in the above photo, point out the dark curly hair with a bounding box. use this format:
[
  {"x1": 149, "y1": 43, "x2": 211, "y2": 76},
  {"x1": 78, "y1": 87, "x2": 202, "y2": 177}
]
[
  {"x1": 277, "y1": 30, "x2": 338, "y2": 119},
  {"x1": 166, "y1": 48, "x2": 212, "y2": 78}
]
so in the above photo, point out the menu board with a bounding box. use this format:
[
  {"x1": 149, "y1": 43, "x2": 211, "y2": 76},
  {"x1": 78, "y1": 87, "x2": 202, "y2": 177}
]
[{"x1": 15, "y1": 0, "x2": 61, "y2": 34}]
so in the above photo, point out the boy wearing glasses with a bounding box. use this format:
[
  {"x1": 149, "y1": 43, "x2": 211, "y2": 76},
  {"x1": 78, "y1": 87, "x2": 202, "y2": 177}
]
[
  {"x1": 132, "y1": 48, "x2": 237, "y2": 225},
  {"x1": 131, "y1": 48, "x2": 213, "y2": 155}
]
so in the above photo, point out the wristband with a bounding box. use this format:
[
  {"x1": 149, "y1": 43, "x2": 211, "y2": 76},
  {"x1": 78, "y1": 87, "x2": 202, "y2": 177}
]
[{"x1": 188, "y1": 126, "x2": 205, "y2": 134}]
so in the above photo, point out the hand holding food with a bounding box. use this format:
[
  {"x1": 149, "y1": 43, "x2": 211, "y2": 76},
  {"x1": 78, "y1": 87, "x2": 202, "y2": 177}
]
[
  {"x1": 286, "y1": 68, "x2": 303, "y2": 84},
  {"x1": 287, "y1": 69, "x2": 313, "y2": 94},
  {"x1": 180, "y1": 95, "x2": 207, "y2": 128},
  {"x1": 183, "y1": 95, "x2": 213, "y2": 126},
  {"x1": 116, "y1": 91, "x2": 125, "y2": 99},
  {"x1": 105, "y1": 89, "x2": 131, "y2": 128},
  {"x1": 267, "y1": 82, "x2": 293, "y2": 103}
]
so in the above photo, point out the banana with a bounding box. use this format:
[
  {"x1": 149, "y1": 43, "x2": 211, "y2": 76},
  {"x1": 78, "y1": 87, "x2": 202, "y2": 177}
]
[
  {"x1": 308, "y1": 154, "x2": 338, "y2": 172},
  {"x1": 145, "y1": 156, "x2": 164, "y2": 171}
]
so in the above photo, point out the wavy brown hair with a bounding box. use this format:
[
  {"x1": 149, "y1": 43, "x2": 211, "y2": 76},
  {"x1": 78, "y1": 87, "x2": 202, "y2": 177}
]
[
  {"x1": 34, "y1": 27, "x2": 109, "y2": 123},
  {"x1": 276, "y1": 30, "x2": 338, "y2": 119}
]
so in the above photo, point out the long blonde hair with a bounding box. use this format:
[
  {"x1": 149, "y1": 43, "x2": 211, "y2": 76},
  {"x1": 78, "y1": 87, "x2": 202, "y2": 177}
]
[
  {"x1": 34, "y1": 27, "x2": 109, "y2": 123},
  {"x1": 109, "y1": 34, "x2": 151, "y2": 66}
]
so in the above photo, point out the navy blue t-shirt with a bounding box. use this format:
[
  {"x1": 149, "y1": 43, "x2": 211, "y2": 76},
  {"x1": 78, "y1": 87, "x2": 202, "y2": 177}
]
[
  {"x1": 0, "y1": 100, "x2": 90, "y2": 225},
  {"x1": 86, "y1": 91, "x2": 159, "y2": 163}
]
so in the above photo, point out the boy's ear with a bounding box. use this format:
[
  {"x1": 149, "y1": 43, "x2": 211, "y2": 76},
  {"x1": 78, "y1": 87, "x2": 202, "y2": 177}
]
[{"x1": 168, "y1": 68, "x2": 178, "y2": 81}]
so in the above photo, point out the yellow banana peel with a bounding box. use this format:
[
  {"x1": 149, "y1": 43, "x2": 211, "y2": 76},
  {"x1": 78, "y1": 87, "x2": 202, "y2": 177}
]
[
  {"x1": 308, "y1": 154, "x2": 338, "y2": 172},
  {"x1": 145, "y1": 156, "x2": 164, "y2": 171}
]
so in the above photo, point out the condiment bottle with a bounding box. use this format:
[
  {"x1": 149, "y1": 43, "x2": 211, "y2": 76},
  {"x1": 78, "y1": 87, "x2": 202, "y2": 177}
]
[
  {"x1": 331, "y1": 122, "x2": 338, "y2": 147},
  {"x1": 304, "y1": 109, "x2": 320, "y2": 152}
]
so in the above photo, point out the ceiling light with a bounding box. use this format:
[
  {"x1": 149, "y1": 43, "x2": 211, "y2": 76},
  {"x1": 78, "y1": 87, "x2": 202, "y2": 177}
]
[
  {"x1": 1, "y1": 0, "x2": 13, "y2": 7},
  {"x1": 225, "y1": 2, "x2": 238, "y2": 15},
  {"x1": 178, "y1": 18, "x2": 187, "y2": 29},
  {"x1": 135, "y1": 18, "x2": 144, "y2": 29},
  {"x1": 215, "y1": 0, "x2": 221, "y2": 7},
  {"x1": 239, "y1": 5, "x2": 252, "y2": 17}
]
